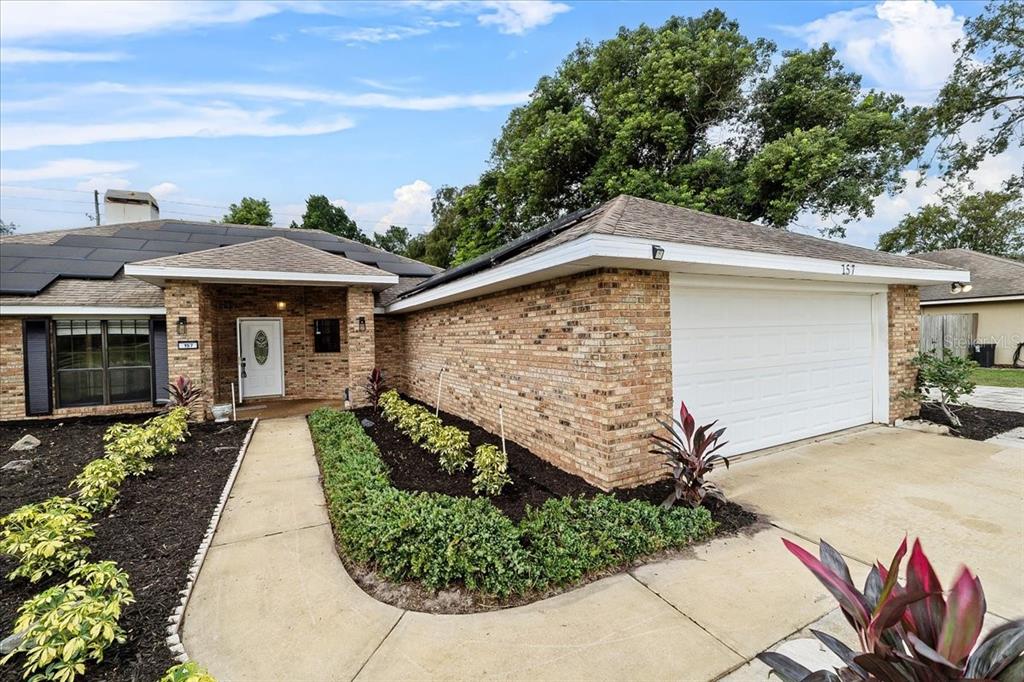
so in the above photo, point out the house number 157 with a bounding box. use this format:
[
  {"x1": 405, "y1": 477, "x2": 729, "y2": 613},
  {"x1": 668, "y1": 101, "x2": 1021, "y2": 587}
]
[{"x1": 841, "y1": 263, "x2": 856, "y2": 275}]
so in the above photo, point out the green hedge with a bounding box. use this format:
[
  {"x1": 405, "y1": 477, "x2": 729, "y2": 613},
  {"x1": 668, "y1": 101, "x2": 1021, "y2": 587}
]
[{"x1": 309, "y1": 408, "x2": 716, "y2": 596}]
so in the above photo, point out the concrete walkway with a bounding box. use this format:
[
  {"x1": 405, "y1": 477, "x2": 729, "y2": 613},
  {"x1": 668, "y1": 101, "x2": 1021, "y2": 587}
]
[
  {"x1": 182, "y1": 419, "x2": 1024, "y2": 682},
  {"x1": 958, "y1": 385, "x2": 1023, "y2": 412}
]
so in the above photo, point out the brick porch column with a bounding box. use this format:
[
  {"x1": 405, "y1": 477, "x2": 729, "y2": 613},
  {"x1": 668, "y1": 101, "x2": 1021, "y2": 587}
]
[
  {"x1": 346, "y1": 286, "x2": 375, "y2": 407},
  {"x1": 888, "y1": 284, "x2": 921, "y2": 422},
  {"x1": 164, "y1": 280, "x2": 216, "y2": 419}
]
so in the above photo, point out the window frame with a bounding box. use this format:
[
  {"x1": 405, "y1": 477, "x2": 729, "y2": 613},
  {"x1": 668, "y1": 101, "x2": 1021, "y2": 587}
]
[
  {"x1": 53, "y1": 318, "x2": 155, "y2": 409},
  {"x1": 313, "y1": 318, "x2": 342, "y2": 353}
]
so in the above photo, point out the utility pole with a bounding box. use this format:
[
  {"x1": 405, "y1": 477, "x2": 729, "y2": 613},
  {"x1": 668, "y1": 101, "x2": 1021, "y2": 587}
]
[{"x1": 93, "y1": 190, "x2": 100, "y2": 226}]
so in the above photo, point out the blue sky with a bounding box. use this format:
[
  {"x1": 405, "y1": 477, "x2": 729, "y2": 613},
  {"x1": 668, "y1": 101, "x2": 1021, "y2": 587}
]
[{"x1": 0, "y1": 0, "x2": 1009, "y2": 248}]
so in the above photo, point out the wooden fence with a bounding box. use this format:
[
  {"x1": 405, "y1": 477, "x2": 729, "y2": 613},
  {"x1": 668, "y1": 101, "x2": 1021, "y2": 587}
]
[{"x1": 919, "y1": 313, "x2": 978, "y2": 357}]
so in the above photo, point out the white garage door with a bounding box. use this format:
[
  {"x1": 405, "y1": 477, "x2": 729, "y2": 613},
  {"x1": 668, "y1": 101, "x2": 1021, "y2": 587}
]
[{"x1": 670, "y1": 277, "x2": 879, "y2": 457}]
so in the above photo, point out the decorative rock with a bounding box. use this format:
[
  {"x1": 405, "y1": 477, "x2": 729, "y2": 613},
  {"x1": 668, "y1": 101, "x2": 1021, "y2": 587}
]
[
  {"x1": 361, "y1": 418, "x2": 375, "y2": 428},
  {"x1": 9, "y1": 435, "x2": 40, "y2": 451},
  {"x1": 1, "y1": 459, "x2": 33, "y2": 473},
  {"x1": 1, "y1": 631, "x2": 26, "y2": 655},
  {"x1": 175, "y1": 653, "x2": 190, "y2": 663}
]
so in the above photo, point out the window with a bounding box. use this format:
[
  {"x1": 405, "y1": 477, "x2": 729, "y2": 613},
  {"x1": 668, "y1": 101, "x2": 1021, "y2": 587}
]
[
  {"x1": 313, "y1": 319, "x2": 341, "y2": 353},
  {"x1": 55, "y1": 319, "x2": 152, "y2": 407}
]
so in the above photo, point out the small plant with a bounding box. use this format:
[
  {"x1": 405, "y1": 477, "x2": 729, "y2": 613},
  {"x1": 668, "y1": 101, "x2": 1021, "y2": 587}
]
[
  {"x1": 2, "y1": 561, "x2": 134, "y2": 682},
  {"x1": 433, "y1": 425, "x2": 472, "y2": 473},
  {"x1": 364, "y1": 368, "x2": 387, "y2": 414},
  {"x1": 70, "y1": 457, "x2": 128, "y2": 511},
  {"x1": 0, "y1": 497, "x2": 94, "y2": 582},
  {"x1": 167, "y1": 375, "x2": 202, "y2": 417},
  {"x1": 472, "y1": 444, "x2": 512, "y2": 496},
  {"x1": 161, "y1": 662, "x2": 217, "y2": 682},
  {"x1": 904, "y1": 350, "x2": 977, "y2": 428},
  {"x1": 650, "y1": 400, "x2": 729, "y2": 509},
  {"x1": 758, "y1": 537, "x2": 1024, "y2": 682},
  {"x1": 103, "y1": 422, "x2": 158, "y2": 476},
  {"x1": 146, "y1": 407, "x2": 190, "y2": 455}
]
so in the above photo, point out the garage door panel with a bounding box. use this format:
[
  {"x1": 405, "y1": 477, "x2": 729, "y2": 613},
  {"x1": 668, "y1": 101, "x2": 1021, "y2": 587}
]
[{"x1": 671, "y1": 283, "x2": 877, "y2": 456}]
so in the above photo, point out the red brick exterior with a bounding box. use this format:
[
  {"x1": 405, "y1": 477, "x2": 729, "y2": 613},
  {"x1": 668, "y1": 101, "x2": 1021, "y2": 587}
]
[
  {"x1": 888, "y1": 284, "x2": 922, "y2": 422},
  {"x1": 389, "y1": 269, "x2": 673, "y2": 490}
]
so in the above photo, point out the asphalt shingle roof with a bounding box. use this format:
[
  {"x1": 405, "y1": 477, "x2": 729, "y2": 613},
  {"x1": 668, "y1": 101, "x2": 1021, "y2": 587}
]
[{"x1": 914, "y1": 249, "x2": 1024, "y2": 302}]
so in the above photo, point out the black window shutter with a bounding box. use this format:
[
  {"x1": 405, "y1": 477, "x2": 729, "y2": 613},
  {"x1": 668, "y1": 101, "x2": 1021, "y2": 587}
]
[
  {"x1": 151, "y1": 318, "x2": 169, "y2": 405},
  {"x1": 23, "y1": 319, "x2": 52, "y2": 416}
]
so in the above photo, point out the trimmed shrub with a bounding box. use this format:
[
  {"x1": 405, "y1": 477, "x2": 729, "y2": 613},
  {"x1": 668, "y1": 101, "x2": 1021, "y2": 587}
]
[
  {"x1": 1, "y1": 561, "x2": 134, "y2": 682},
  {"x1": 309, "y1": 408, "x2": 716, "y2": 597},
  {"x1": 0, "y1": 497, "x2": 94, "y2": 582},
  {"x1": 471, "y1": 444, "x2": 511, "y2": 496},
  {"x1": 70, "y1": 457, "x2": 128, "y2": 512}
]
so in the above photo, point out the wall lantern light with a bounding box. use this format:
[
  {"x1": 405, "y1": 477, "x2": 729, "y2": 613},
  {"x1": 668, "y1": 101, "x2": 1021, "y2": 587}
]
[
  {"x1": 276, "y1": 300, "x2": 287, "y2": 311},
  {"x1": 176, "y1": 316, "x2": 188, "y2": 335},
  {"x1": 357, "y1": 316, "x2": 366, "y2": 332},
  {"x1": 950, "y1": 282, "x2": 973, "y2": 294},
  {"x1": 652, "y1": 244, "x2": 665, "y2": 260}
]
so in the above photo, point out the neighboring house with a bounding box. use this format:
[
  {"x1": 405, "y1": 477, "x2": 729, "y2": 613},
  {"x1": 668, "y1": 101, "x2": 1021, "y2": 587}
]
[
  {"x1": 0, "y1": 196, "x2": 967, "y2": 489},
  {"x1": 914, "y1": 249, "x2": 1024, "y2": 366}
]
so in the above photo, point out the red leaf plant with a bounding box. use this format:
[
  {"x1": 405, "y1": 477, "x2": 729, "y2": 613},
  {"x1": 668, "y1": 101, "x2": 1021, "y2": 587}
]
[
  {"x1": 650, "y1": 400, "x2": 730, "y2": 509},
  {"x1": 363, "y1": 368, "x2": 387, "y2": 414},
  {"x1": 757, "y1": 537, "x2": 1024, "y2": 682}
]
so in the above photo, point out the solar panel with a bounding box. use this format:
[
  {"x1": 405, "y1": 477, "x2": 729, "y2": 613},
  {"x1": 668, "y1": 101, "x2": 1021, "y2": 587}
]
[
  {"x1": 285, "y1": 230, "x2": 340, "y2": 243},
  {"x1": 141, "y1": 240, "x2": 211, "y2": 253},
  {"x1": 185, "y1": 233, "x2": 253, "y2": 246},
  {"x1": 158, "y1": 223, "x2": 229, "y2": 236},
  {"x1": 1, "y1": 243, "x2": 93, "y2": 259},
  {"x1": 115, "y1": 227, "x2": 191, "y2": 241},
  {"x1": 382, "y1": 261, "x2": 438, "y2": 276},
  {"x1": 1, "y1": 256, "x2": 25, "y2": 272},
  {"x1": 86, "y1": 248, "x2": 175, "y2": 262},
  {"x1": 341, "y1": 252, "x2": 381, "y2": 264},
  {"x1": 56, "y1": 235, "x2": 148, "y2": 250},
  {"x1": 14, "y1": 258, "x2": 122, "y2": 278},
  {"x1": 0, "y1": 272, "x2": 58, "y2": 295},
  {"x1": 222, "y1": 226, "x2": 289, "y2": 239}
]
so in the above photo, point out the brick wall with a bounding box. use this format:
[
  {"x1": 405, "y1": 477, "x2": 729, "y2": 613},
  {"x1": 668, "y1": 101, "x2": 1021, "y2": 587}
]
[
  {"x1": 346, "y1": 287, "x2": 376, "y2": 407},
  {"x1": 165, "y1": 280, "x2": 216, "y2": 418},
  {"x1": 373, "y1": 314, "x2": 406, "y2": 391},
  {"x1": 398, "y1": 268, "x2": 672, "y2": 490},
  {"x1": 888, "y1": 284, "x2": 921, "y2": 422}
]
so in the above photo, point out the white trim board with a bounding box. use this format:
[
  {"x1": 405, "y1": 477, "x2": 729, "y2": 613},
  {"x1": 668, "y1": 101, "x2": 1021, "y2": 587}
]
[
  {"x1": 921, "y1": 295, "x2": 1024, "y2": 306},
  {"x1": 386, "y1": 233, "x2": 969, "y2": 314},
  {"x1": 125, "y1": 264, "x2": 397, "y2": 288},
  {"x1": 0, "y1": 305, "x2": 166, "y2": 317}
]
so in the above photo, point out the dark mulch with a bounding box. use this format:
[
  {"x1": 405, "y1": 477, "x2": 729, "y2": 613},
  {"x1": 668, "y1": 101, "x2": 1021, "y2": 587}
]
[
  {"x1": 0, "y1": 416, "x2": 252, "y2": 682},
  {"x1": 354, "y1": 400, "x2": 755, "y2": 532},
  {"x1": 918, "y1": 403, "x2": 1024, "y2": 441}
]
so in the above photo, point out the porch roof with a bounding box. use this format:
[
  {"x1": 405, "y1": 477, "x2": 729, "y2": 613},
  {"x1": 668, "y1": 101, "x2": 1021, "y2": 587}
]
[{"x1": 124, "y1": 237, "x2": 399, "y2": 289}]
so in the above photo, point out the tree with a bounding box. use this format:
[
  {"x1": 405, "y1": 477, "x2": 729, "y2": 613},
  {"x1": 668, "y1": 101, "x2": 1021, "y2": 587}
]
[
  {"x1": 222, "y1": 197, "x2": 273, "y2": 226},
  {"x1": 372, "y1": 225, "x2": 412, "y2": 255},
  {"x1": 928, "y1": 0, "x2": 1022, "y2": 186},
  {"x1": 0, "y1": 219, "x2": 16, "y2": 235},
  {"x1": 418, "y1": 11, "x2": 926, "y2": 266},
  {"x1": 877, "y1": 188, "x2": 1023, "y2": 257},
  {"x1": 293, "y1": 194, "x2": 371, "y2": 244}
]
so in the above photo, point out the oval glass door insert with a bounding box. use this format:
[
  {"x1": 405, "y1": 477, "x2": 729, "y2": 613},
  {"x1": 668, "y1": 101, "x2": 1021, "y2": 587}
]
[{"x1": 254, "y1": 330, "x2": 269, "y2": 365}]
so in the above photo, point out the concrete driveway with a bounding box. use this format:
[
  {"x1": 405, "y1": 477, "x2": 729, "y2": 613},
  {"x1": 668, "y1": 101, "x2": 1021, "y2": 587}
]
[{"x1": 182, "y1": 421, "x2": 1023, "y2": 682}]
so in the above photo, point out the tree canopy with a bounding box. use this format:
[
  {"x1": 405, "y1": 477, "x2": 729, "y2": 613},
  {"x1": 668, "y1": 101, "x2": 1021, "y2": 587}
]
[
  {"x1": 877, "y1": 188, "x2": 1023, "y2": 258},
  {"x1": 372, "y1": 225, "x2": 412, "y2": 255},
  {"x1": 928, "y1": 0, "x2": 1022, "y2": 187},
  {"x1": 415, "y1": 10, "x2": 927, "y2": 268},
  {"x1": 291, "y1": 194, "x2": 371, "y2": 244},
  {"x1": 222, "y1": 197, "x2": 273, "y2": 226}
]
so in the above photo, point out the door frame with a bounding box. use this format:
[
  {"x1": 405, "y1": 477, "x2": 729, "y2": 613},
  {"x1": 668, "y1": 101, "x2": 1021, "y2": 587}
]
[{"x1": 236, "y1": 317, "x2": 285, "y2": 402}]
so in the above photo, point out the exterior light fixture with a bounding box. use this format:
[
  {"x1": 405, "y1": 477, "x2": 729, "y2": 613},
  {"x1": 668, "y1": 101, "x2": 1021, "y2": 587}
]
[
  {"x1": 357, "y1": 316, "x2": 366, "y2": 332},
  {"x1": 276, "y1": 301, "x2": 287, "y2": 311},
  {"x1": 652, "y1": 245, "x2": 665, "y2": 260},
  {"x1": 950, "y1": 282, "x2": 973, "y2": 294},
  {"x1": 176, "y1": 316, "x2": 188, "y2": 335}
]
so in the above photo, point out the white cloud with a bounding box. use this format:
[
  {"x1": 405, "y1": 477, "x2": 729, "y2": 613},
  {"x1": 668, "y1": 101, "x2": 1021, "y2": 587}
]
[
  {"x1": 75, "y1": 175, "x2": 131, "y2": 192},
  {"x1": 476, "y1": 1, "x2": 570, "y2": 35},
  {"x1": 0, "y1": 158, "x2": 138, "y2": 182},
  {"x1": 785, "y1": 0, "x2": 964, "y2": 102},
  {"x1": 305, "y1": 19, "x2": 458, "y2": 45},
  {"x1": 0, "y1": 47, "x2": 128, "y2": 64},
  {"x1": 148, "y1": 182, "x2": 180, "y2": 199},
  {"x1": 1, "y1": 105, "x2": 355, "y2": 151},
  {"x1": 0, "y1": 1, "x2": 280, "y2": 40},
  {"x1": 333, "y1": 179, "x2": 435, "y2": 233}
]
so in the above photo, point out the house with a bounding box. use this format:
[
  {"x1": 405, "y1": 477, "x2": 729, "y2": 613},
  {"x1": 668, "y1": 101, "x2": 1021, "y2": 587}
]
[
  {"x1": 0, "y1": 196, "x2": 967, "y2": 489},
  {"x1": 914, "y1": 249, "x2": 1024, "y2": 366}
]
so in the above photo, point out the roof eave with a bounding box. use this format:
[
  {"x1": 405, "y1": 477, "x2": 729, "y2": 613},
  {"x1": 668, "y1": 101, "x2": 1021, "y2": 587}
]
[
  {"x1": 124, "y1": 264, "x2": 399, "y2": 289},
  {"x1": 386, "y1": 234, "x2": 970, "y2": 314}
]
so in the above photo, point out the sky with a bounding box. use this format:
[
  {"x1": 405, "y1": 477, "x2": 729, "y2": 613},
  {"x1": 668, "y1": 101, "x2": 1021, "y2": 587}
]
[{"x1": 0, "y1": 0, "x2": 1015, "y2": 249}]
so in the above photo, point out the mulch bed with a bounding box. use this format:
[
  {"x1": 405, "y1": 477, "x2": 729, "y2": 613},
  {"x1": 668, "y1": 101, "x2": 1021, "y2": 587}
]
[
  {"x1": 918, "y1": 403, "x2": 1024, "y2": 441},
  {"x1": 354, "y1": 400, "x2": 754, "y2": 531},
  {"x1": 1, "y1": 415, "x2": 252, "y2": 682}
]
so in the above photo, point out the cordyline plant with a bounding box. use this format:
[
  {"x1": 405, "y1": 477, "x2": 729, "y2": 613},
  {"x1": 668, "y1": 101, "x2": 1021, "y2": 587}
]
[
  {"x1": 650, "y1": 400, "x2": 729, "y2": 509},
  {"x1": 167, "y1": 375, "x2": 202, "y2": 417},
  {"x1": 758, "y1": 537, "x2": 1024, "y2": 682},
  {"x1": 364, "y1": 368, "x2": 387, "y2": 414}
]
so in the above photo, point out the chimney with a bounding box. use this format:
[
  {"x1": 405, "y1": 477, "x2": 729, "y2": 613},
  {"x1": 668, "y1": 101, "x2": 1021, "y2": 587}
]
[{"x1": 103, "y1": 189, "x2": 159, "y2": 224}]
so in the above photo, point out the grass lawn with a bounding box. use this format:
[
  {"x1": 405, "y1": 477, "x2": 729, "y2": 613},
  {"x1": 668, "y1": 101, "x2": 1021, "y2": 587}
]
[{"x1": 971, "y1": 367, "x2": 1024, "y2": 388}]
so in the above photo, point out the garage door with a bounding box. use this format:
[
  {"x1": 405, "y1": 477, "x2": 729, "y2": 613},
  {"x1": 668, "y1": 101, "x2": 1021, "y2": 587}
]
[{"x1": 670, "y1": 277, "x2": 878, "y2": 456}]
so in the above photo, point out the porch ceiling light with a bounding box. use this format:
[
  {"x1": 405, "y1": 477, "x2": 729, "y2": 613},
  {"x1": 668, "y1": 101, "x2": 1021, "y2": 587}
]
[
  {"x1": 652, "y1": 244, "x2": 665, "y2": 260},
  {"x1": 950, "y1": 282, "x2": 973, "y2": 294},
  {"x1": 176, "y1": 316, "x2": 187, "y2": 335}
]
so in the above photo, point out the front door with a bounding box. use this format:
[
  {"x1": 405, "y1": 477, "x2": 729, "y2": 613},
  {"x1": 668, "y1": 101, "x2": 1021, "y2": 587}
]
[{"x1": 238, "y1": 318, "x2": 284, "y2": 399}]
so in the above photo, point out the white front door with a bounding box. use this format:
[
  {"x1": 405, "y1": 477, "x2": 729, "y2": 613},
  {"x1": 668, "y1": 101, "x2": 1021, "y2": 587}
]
[{"x1": 238, "y1": 318, "x2": 284, "y2": 399}]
